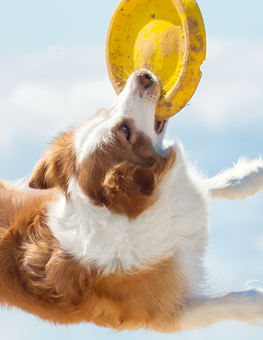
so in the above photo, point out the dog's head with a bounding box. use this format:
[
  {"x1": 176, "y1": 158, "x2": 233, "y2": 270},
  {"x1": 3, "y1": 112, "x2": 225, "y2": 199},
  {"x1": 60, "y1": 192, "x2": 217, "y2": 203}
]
[{"x1": 29, "y1": 70, "x2": 175, "y2": 218}]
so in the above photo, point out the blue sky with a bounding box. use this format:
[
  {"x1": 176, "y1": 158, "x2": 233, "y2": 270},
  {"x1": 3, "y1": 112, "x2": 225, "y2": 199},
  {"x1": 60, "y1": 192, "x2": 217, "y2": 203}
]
[{"x1": 0, "y1": 0, "x2": 263, "y2": 339}]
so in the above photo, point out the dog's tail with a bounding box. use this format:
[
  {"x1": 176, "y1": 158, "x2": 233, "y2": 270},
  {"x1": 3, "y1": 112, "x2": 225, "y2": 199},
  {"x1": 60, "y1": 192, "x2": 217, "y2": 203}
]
[{"x1": 204, "y1": 157, "x2": 263, "y2": 200}]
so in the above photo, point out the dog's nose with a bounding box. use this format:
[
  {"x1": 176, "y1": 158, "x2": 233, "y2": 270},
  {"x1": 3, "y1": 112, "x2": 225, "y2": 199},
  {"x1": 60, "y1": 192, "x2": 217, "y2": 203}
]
[{"x1": 137, "y1": 71, "x2": 154, "y2": 89}]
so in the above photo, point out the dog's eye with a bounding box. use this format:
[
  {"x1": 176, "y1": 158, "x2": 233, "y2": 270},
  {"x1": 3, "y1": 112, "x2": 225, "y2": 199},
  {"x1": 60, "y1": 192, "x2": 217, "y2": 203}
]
[{"x1": 122, "y1": 124, "x2": 130, "y2": 140}]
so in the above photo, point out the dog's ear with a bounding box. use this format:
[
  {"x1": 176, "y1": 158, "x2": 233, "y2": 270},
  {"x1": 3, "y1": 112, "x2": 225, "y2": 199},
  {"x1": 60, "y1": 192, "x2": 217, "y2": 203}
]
[
  {"x1": 101, "y1": 162, "x2": 157, "y2": 218},
  {"x1": 102, "y1": 149, "x2": 176, "y2": 218},
  {"x1": 28, "y1": 132, "x2": 76, "y2": 192},
  {"x1": 28, "y1": 150, "x2": 55, "y2": 189}
]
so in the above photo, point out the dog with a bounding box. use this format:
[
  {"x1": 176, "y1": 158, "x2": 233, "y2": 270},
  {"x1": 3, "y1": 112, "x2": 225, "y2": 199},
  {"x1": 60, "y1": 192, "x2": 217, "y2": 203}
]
[{"x1": 0, "y1": 69, "x2": 263, "y2": 332}]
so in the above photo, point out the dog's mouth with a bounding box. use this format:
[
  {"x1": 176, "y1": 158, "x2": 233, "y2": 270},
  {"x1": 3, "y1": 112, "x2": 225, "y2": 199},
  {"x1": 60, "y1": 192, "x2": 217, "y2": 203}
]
[{"x1": 154, "y1": 120, "x2": 167, "y2": 134}]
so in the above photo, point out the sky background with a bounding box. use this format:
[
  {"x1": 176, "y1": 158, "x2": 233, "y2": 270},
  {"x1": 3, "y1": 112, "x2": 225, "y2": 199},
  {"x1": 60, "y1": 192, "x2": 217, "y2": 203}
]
[{"x1": 0, "y1": 0, "x2": 263, "y2": 339}]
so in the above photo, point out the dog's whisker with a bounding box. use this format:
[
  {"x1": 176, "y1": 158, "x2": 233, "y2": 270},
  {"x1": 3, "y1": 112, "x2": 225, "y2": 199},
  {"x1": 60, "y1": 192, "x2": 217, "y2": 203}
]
[
  {"x1": 112, "y1": 69, "x2": 127, "y2": 82},
  {"x1": 116, "y1": 66, "x2": 131, "y2": 78}
]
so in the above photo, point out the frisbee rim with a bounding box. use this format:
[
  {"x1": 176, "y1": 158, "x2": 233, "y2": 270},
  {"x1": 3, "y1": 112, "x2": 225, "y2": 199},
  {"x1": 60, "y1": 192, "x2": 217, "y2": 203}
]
[{"x1": 106, "y1": 0, "x2": 206, "y2": 119}]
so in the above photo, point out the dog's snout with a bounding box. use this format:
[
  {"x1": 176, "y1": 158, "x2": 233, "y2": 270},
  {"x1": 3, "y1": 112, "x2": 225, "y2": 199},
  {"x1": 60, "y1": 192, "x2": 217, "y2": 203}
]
[{"x1": 137, "y1": 71, "x2": 154, "y2": 90}]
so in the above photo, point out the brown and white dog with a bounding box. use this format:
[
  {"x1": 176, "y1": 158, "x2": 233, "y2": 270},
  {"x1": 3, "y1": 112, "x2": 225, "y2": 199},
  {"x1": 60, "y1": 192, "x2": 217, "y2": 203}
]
[{"x1": 0, "y1": 70, "x2": 263, "y2": 332}]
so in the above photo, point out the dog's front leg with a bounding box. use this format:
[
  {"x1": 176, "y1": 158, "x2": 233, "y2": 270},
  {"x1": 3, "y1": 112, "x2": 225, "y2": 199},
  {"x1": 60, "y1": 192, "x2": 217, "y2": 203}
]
[
  {"x1": 204, "y1": 157, "x2": 263, "y2": 200},
  {"x1": 179, "y1": 289, "x2": 263, "y2": 330}
]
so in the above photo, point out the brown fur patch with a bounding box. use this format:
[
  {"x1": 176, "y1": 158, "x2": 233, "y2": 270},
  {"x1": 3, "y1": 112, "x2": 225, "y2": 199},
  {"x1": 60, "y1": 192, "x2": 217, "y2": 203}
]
[
  {"x1": 0, "y1": 182, "x2": 186, "y2": 331},
  {"x1": 27, "y1": 118, "x2": 175, "y2": 218},
  {"x1": 28, "y1": 131, "x2": 76, "y2": 193},
  {"x1": 77, "y1": 119, "x2": 175, "y2": 218}
]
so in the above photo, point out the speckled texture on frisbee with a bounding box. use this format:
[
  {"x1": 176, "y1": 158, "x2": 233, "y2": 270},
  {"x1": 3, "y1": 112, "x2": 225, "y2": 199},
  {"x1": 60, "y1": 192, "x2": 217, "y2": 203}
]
[{"x1": 106, "y1": 0, "x2": 206, "y2": 120}]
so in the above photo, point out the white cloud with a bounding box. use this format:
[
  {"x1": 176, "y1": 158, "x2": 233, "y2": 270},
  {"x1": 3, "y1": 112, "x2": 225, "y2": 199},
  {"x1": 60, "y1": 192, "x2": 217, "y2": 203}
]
[
  {"x1": 0, "y1": 44, "x2": 116, "y2": 155},
  {"x1": 1, "y1": 37, "x2": 262, "y2": 158},
  {"x1": 0, "y1": 309, "x2": 34, "y2": 340},
  {"x1": 192, "y1": 37, "x2": 263, "y2": 128}
]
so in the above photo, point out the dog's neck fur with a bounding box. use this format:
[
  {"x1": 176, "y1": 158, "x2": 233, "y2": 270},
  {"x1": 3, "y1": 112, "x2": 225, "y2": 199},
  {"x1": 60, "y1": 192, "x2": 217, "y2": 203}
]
[{"x1": 47, "y1": 144, "x2": 208, "y2": 295}]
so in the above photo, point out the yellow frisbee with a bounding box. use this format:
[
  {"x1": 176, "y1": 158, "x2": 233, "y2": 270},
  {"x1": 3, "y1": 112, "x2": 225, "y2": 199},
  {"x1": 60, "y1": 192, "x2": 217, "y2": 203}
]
[{"x1": 106, "y1": 0, "x2": 206, "y2": 120}]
